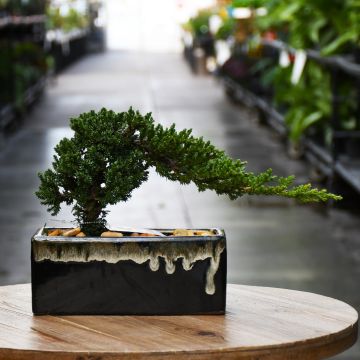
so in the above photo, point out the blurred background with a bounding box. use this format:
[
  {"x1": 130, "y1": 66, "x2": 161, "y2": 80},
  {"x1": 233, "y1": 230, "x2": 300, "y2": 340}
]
[{"x1": 0, "y1": 0, "x2": 359, "y2": 358}]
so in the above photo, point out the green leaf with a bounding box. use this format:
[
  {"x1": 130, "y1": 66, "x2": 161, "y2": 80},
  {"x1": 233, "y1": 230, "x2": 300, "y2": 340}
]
[{"x1": 321, "y1": 32, "x2": 357, "y2": 55}]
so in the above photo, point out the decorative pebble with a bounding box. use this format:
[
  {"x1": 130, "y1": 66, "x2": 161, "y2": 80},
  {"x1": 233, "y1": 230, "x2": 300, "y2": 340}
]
[
  {"x1": 62, "y1": 228, "x2": 81, "y2": 237},
  {"x1": 101, "y1": 231, "x2": 123, "y2": 237},
  {"x1": 173, "y1": 229, "x2": 195, "y2": 236},
  {"x1": 48, "y1": 229, "x2": 62, "y2": 236},
  {"x1": 194, "y1": 230, "x2": 214, "y2": 236}
]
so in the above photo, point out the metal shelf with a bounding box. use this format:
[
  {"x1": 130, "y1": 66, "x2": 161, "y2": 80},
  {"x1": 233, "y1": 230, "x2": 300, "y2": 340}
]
[
  {"x1": 0, "y1": 17, "x2": 11, "y2": 28},
  {"x1": 24, "y1": 76, "x2": 46, "y2": 106},
  {"x1": 303, "y1": 139, "x2": 332, "y2": 165},
  {"x1": 0, "y1": 104, "x2": 15, "y2": 130},
  {"x1": 223, "y1": 76, "x2": 287, "y2": 135},
  {"x1": 221, "y1": 75, "x2": 360, "y2": 195},
  {"x1": 261, "y1": 39, "x2": 360, "y2": 78},
  {"x1": 0, "y1": 76, "x2": 46, "y2": 134},
  {"x1": 46, "y1": 28, "x2": 89, "y2": 45},
  {"x1": 0, "y1": 15, "x2": 46, "y2": 29},
  {"x1": 335, "y1": 161, "x2": 360, "y2": 194}
]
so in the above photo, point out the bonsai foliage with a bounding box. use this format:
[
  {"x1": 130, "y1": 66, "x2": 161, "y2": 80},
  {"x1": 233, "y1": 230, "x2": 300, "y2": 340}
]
[{"x1": 36, "y1": 108, "x2": 341, "y2": 235}]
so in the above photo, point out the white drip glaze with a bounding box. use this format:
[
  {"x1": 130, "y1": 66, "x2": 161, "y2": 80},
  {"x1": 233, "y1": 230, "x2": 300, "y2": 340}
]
[{"x1": 33, "y1": 240, "x2": 225, "y2": 295}]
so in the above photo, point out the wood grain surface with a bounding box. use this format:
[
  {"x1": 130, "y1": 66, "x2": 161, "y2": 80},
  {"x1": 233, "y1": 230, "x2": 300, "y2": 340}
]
[{"x1": 0, "y1": 284, "x2": 357, "y2": 360}]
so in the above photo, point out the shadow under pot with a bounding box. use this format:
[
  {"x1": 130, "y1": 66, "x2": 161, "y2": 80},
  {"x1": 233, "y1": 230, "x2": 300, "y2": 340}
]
[{"x1": 31, "y1": 227, "x2": 227, "y2": 315}]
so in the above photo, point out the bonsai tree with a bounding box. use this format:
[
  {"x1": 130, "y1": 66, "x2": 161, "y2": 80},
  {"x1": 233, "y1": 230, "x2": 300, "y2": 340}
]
[{"x1": 36, "y1": 108, "x2": 341, "y2": 235}]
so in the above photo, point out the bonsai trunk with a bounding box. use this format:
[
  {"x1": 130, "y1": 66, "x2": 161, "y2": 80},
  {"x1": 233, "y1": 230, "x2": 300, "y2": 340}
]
[{"x1": 80, "y1": 199, "x2": 106, "y2": 236}]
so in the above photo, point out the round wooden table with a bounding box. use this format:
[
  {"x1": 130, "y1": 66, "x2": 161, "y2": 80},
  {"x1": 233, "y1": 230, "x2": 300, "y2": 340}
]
[{"x1": 0, "y1": 284, "x2": 357, "y2": 360}]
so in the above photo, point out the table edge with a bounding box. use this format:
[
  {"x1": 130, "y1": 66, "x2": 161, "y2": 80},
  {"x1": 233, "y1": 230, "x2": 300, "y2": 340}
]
[{"x1": 0, "y1": 283, "x2": 358, "y2": 360}]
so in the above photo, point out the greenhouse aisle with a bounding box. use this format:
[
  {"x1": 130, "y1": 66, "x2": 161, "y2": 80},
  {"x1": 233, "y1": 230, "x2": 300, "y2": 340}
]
[{"x1": 0, "y1": 51, "x2": 359, "y2": 358}]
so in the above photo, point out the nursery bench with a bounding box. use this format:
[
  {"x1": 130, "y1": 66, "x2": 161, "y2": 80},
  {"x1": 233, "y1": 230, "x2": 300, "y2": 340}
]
[{"x1": 0, "y1": 283, "x2": 357, "y2": 359}]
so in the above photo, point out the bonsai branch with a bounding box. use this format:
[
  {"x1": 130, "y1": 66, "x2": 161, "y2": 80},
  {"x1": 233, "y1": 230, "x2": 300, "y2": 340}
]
[{"x1": 36, "y1": 108, "x2": 341, "y2": 236}]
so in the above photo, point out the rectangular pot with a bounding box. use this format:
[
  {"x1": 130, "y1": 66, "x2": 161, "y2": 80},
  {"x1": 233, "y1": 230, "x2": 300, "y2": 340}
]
[{"x1": 31, "y1": 227, "x2": 227, "y2": 315}]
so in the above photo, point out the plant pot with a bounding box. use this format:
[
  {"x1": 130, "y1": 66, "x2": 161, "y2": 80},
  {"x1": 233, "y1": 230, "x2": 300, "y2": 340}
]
[{"x1": 31, "y1": 227, "x2": 227, "y2": 315}]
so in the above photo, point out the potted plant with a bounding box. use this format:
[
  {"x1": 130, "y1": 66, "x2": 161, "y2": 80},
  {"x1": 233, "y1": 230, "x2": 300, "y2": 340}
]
[{"x1": 32, "y1": 108, "x2": 340, "y2": 315}]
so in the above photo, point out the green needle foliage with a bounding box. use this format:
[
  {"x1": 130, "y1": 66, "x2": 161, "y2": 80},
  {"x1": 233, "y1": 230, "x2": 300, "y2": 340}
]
[{"x1": 36, "y1": 108, "x2": 341, "y2": 235}]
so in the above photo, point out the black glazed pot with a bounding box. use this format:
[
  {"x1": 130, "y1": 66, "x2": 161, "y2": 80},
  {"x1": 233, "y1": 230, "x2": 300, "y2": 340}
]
[{"x1": 31, "y1": 227, "x2": 227, "y2": 315}]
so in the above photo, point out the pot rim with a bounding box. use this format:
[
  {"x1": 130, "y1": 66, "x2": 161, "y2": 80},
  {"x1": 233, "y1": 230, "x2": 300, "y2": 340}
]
[{"x1": 32, "y1": 227, "x2": 225, "y2": 243}]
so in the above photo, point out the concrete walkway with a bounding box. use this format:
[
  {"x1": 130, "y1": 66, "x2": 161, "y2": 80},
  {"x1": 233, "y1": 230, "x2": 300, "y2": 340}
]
[{"x1": 0, "y1": 51, "x2": 359, "y2": 358}]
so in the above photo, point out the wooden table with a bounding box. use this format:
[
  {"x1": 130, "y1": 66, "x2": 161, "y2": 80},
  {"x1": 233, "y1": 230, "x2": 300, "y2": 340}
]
[{"x1": 0, "y1": 284, "x2": 357, "y2": 360}]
